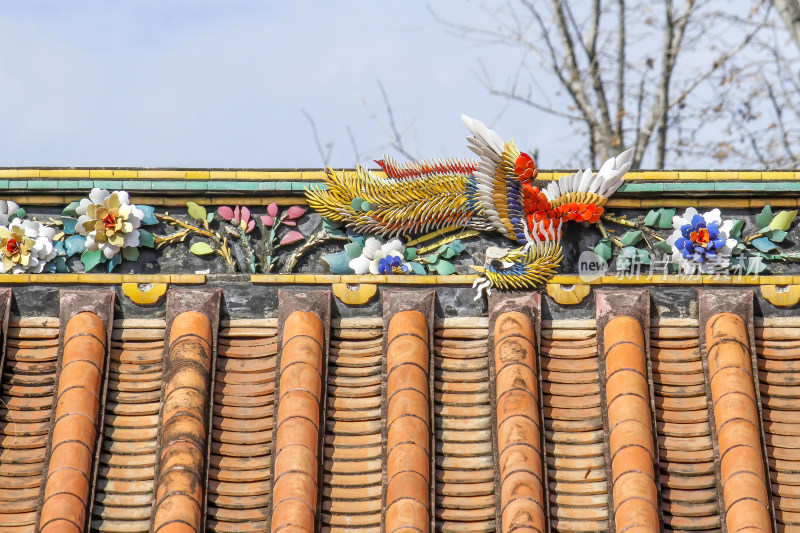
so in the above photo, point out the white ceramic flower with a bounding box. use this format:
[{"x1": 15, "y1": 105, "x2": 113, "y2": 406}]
[
  {"x1": 0, "y1": 200, "x2": 21, "y2": 227},
  {"x1": 666, "y1": 207, "x2": 738, "y2": 274},
  {"x1": 0, "y1": 218, "x2": 57, "y2": 273},
  {"x1": 76, "y1": 189, "x2": 144, "y2": 259},
  {"x1": 349, "y1": 237, "x2": 410, "y2": 275}
]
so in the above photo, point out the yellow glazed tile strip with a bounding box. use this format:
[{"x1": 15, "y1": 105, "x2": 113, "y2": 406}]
[
  {"x1": 127, "y1": 196, "x2": 308, "y2": 207},
  {"x1": 0, "y1": 168, "x2": 798, "y2": 181},
  {"x1": 605, "y1": 198, "x2": 800, "y2": 208},
  {"x1": 0, "y1": 272, "x2": 795, "y2": 288},
  {"x1": 250, "y1": 273, "x2": 799, "y2": 286},
  {"x1": 0, "y1": 274, "x2": 206, "y2": 284},
  {"x1": 12, "y1": 195, "x2": 797, "y2": 209}
]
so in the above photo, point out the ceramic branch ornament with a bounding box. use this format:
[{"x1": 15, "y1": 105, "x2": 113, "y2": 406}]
[
  {"x1": 666, "y1": 208, "x2": 738, "y2": 274},
  {"x1": 259, "y1": 203, "x2": 306, "y2": 272},
  {"x1": 306, "y1": 115, "x2": 633, "y2": 296},
  {"x1": 320, "y1": 227, "x2": 468, "y2": 276},
  {"x1": 157, "y1": 201, "x2": 307, "y2": 273}
]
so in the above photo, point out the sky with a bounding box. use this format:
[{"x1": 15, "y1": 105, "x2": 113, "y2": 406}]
[
  {"x1": 0, "y1": 1, "x2": 785, "y2": 169},
  {"x1": 0, "y1": 0, "x2": 540, "y2": 168}
]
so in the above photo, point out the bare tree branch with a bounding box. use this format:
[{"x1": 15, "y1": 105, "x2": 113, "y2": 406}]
[
  {"x1": 634, "y1": 0, "x2": 694, "y2": 168},
  {"x1": 301, "y1": 109, "x2": 333, "y2": 167},
  {"x1": 346, "y1": 125, "x2": 361, "y2": 163},
  {"x1": 376, "y1": 80, "x2": 417, "y2": 160},
  {"x1": 774, "y1": 0, "x2": 800, "y2": 49},
  {"x1": 766, "y1": 80, "x2": 797, "y2": 162},
  {"x1": 378, "y1": 0, "x2": 796, "y2": 170},
  {"x1": 545, "y1": 0, "x2": 605, "y2": 162},
  {"x1": 615, "y1": 0, "x2": 626, "y2": 147},
  {"x1": 584, "y1": 0, "x2": 616, "y2": 157}
]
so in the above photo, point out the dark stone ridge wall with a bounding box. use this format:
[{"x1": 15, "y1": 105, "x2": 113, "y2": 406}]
[{"x1": 4, "y1": 282, "x2": 796, "y2": 320}]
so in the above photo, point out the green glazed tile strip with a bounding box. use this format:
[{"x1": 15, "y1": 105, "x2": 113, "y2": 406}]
[
  {"x1": 1, "y1": 176, "x2": 800, "y2": 197},
  {"x1": 714, "y1": 182, "x2": 766, "y2": 192},
  {"x1": 620, "y1": 183, "x2": 665, "y2": 193},
  {"x1": 763, "y1": 182, "x2": 800, "y2": 191}
]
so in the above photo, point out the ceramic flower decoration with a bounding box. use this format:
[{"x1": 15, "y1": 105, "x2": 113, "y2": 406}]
[
  {"x1": 76, "y1": 189, "x2": 144, "y2": 259},
  {"x1": 349, "y1": 237, "x2": 409, "y2": 275},
  {"x1": 0, "y1": 200, "x2": 22, "y2": 227},
  {"x1": 0, "y1": 218, "x2": 57, "y2": 273},
  {"x1": 666, "y1": 208, "x2": 737, "y2": 273},
  {"x1": 378, "y1": 254, "x2": 410, "y2": 275}
]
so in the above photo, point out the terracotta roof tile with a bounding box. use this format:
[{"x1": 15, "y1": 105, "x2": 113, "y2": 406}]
[
  {"x1": 149, "y1": 297, "x2": 218, "y2": 533},
  {"x1": 541, "y1": 321, "x2": 607, "y2": 531},
  {"x1": 381, "y1": 293, "x2": 435, "y2": 533},
  {"x1": 270, "y1": 308, "x2": 325, "y2": 533},
  {"x1": 13, "y1": 288, "x2": 800, "y2": 530},
  {"x1": 0, "y1": 320, "x2": 60, "y2": 532}
]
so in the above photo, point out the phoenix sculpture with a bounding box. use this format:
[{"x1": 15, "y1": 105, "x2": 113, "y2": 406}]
[{"x1": 306, "y1": 116, "x2": 632, "y2": 297}]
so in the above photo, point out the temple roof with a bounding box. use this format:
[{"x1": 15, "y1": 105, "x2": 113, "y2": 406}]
[{"x1": 0, "y1": 169, "x2": 798, "y2": 532}]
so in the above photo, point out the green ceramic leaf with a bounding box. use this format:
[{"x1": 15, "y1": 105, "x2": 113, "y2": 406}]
[
  {"x1": 425, "y1": 254, "x2": 440, "y2": 265},
  {"x1": 186, "y1": 202, "x2": 207, "y2": 221},
  {"x1": 448, "y1": 239, "x2": 466, "y2": 254},
  {"x1": 636, "y1": 248, "x2": 651, "y2": 265},
  {"x1": 139, "y1": 230, "x2": 155, "y2": 248},
  {"x1": 747, "y1": 256, "x2": 768, "y2": 274},
  {"x1": 322, "y1": 218, "x2": 347, "y2": 238},
  {"x1": 55, "y1": 257, "x2": 69, "y2": 273},
  {"x1": 62, "y1": 201, "x2": 80, "y2": 217},
  {"x1": 138, "y1": 205, "x2": 157, "y2": 225},
  {"x1": 769, "y1": 229, "x2": 788, "y2": 243},
  {"x1": 620, "y1": 230, "x2": 643, "y2": 247},
  {"x1": 750, "y1": 236, "x2": 777, "y2": 253},
  {"x1": 441, "y1": 247, "x2": 456, "y2": 259},
  {"x1": 107, "y1": 253, "x2": 122, "y2": 272},
  {"x1": 756, "y1": 205, "x2": 774, "y2": 229},
  {"x1": 657, "y1": 208, "x2": 676, "y2": 229},
  {"x1": 81, "y1": 249, "x2": 103, "y2": 272},
  {"x1": 64, "y1": 235, "x2": 85, "y2": 257},
  {"x1": 770, "y1": 210, "x2": 797, "y2": 232},
  {"x1": 404, "y1": 247, "x2": 417, "y2": 261},
  {"x1": 409, "y1": 262, "x2": 426, "y2": 275},
  {"x1": 654, "y1": 240, "x2": 673, "y2": 254},
  {"x1": 344, "y1": 242, "x2": 363, "y2": 260},
  {"x1": 321, "y1": 251, "x2": 354, "y2": 274},
  {"x1": 15, "y1": 208, "x2": 25, "y2": 219},
  {"x1": 322, "y1": 217, "x2": 342, "y2": 229},
  {"x1": 360, "y1": 201, "x2": 372, "y2": 212},
  {"x1": 729, "y1": 219, "x2": 744, "y2": 238},
  {"x1": 643, "y1": 210, "x2": 659, "y2": 227},
  {"x1": 122, "y1": 247, "x2": 139, "y2": 262},
  {"x1": 346, "y1": 228, "x2": 365, "y2": 246},
  {"x1": 435, "y1": 260, "x2": 456, "y2": 275},
  {"x1": 436, "y1": 244, "x2": 448, "y2": 254},
  {"x1": 61, "y1": 218, "x2": 78, "y2": 235},
  {"x1": 593, "y1": 238, "x2": 612, "y2": 262},
  {"x1": 190, "y1": 242, "x2": 215, "y2": 256}
]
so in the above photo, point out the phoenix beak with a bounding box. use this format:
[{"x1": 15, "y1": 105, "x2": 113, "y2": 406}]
[{"x1": 469, "y1": 265, "x2": 486, "y2": 274}]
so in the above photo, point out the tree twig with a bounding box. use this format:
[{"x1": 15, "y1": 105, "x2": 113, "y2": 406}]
[{"x1": 301, "y1": 109, "x2": 333, "y2": 167}]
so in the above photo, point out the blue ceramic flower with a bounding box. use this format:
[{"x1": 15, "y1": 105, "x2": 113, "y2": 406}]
[
  {"x1": 378, "y1": 254, "x2": 409, "y2": 275},
  {"x1": 667, "y1": 208, "x2": 737, "y2": 273},
  {"x1": 672, "y1": 214, "x2": 727, "y2": 263}
]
